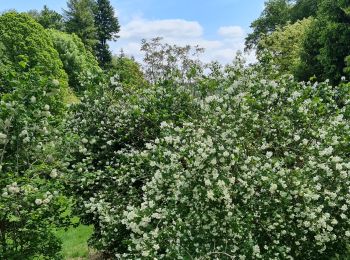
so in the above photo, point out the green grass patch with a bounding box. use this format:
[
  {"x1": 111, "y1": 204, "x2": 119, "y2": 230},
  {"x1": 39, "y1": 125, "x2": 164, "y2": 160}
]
[{"x1": 55, "y1": 225, "x2": 93, "y2": 259}]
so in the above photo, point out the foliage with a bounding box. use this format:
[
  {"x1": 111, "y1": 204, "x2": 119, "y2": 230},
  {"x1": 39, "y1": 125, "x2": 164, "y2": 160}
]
[
  {"x1": 257, "y1": 18, "x2": 313, "y2": 76},
  {"x1": 114, "y1": 74, "x2": 350, "y2": 259},
  {"x1": 66, "y1": 52, "x2": 350, "y2": 258},
  {"x1": 65, "y1": 73, "x2": 203, "y2": 257},
  {"x1": 49, "y1": 29, "x2": 103, "y2": 93},
  {"x1": 299, "y1": 0, "x2": 350, "y2": 84},
  {"x1": 141, "y1": 37, "x2": 204, "y2": 85},
  {"x1": 245, "y1": 0, "x2": 292, "y2": 50},
  {"x1": 290, "y1": 0, "x2": 319, "y2": 21},
  {"x1": 245, "y1": 0, "x2": 321, "y2": 51},
  {"x1": 64, "y1": 0, "x2": 98, "y2": 52},
  {"x1": 248, "y1": 0, "x2": 350, "y2": 83},
  {"x1": 0, "y1": 12, "x2": 68, "y2": 94},
  {"x1": 28, "y1": 5, "x2": 65, "y2": 31},
  {"x1": 292, "y1": 20, "x2": 320, "y2": 83},
  {"x1": 0, "y1": 71, "x2": 70, "y2": 259},
  {"x1": 345, "y1": 55, "x2": 350, "y2": 77},
  {"x1": 0, "y1": 13, "x2": 72, "y2": 259},
  {"x1": 109, "y1": 54, "x2": 148, "y2": 90},
  {"x1": 2, "y1": 3, "x2": 350, "y2": 259},
  {"x1": 94, "y1": 0, "x2": 120, "y2": 68}
]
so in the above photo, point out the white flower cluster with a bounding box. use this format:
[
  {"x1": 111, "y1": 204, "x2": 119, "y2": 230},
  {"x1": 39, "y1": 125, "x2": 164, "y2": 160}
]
[
  {"x1": 70, "y1": 67, "x2": 350, "y2": 259},
  {"x1": 4, "y1": 182, "x2": 21, "y2": 195},
  {"x1": 34, "y1": 191, "x2": 54, "y2": 206}
]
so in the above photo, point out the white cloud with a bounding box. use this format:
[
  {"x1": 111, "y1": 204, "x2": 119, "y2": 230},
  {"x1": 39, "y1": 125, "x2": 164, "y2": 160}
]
[
  {"x1": 218, "y1": 26, "x2": 245, "y2": 39},
  {"x1": 120, "y1": 18, "x2": 203, "y2": 39},
  {"x1": 111, "y1": 18, "x2": 255, "y2": 65}
]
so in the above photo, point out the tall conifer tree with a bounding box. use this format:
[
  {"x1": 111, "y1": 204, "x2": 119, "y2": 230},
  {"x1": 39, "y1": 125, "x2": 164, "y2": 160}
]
[
  {"x1": 64, "y1": 0, "x2": 98, "y2": 52},
  {"x1": 94, "y1": 0, "x2": 120, "y2": 68}
]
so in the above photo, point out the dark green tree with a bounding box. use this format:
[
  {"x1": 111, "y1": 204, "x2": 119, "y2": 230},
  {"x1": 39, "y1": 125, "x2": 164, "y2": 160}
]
[
  {"x1": 299, "y1": 0, "x2": 350, "y2": 83},
  {"x1": 32, "y1": 5, "x2": 65, "y2": 30},
  {"x1": 64, "y1": 0, "x2": 98, "y2": 52},
  {"x1": 245, "y1": 0, "x2": 292, "y2": 50},
  {"x1": 245, "y1": 0, "x2": 320, "y2": 51},
  {"x1": 345, "y1": 55, "x2": 350, "y2": 77},
  {"x1": 290, "y1": 0, "x2": 319, "y2": 21},
  {"x1": 294, "y1": 18, "x2": 323, "y2": 81},
  {"x1": 94, "y1": 0, "x2": 120, "y2": 68}
]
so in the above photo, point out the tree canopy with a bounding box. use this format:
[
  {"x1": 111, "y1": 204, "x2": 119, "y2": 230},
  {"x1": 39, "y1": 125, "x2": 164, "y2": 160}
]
[
  {"x1": 49, "y1": 29, "x2": 102, "y2": 93},
  {"x1": 299, "y1": 0, "x2": 350, "y2": 83},
  {"x1": 0, "y1": 12, "x2": 68, "y2": 93},
  {"x1": 247, "y1": 0, "x2": 350, "y2": 83},
  {"x1": 245, "y1": 0, "x2": 292, "y2": 50},
  {"x1": 28, "y1": 5, "x2": 65, "y2": 30},
  {"x1": 109, "y1": 54, "x2": 147, "y2": 89},
  {"x1": 257, "y1": 18, "x2": 313, "y2": 76}
]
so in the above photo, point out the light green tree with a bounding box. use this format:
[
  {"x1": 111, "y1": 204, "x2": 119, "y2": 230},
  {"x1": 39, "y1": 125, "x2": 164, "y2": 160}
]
[
  {"x1": 49, "y1": 29, "x2": 102, "y2": 93},
  {"x1": 245, "y1": 0, "x2": 319, "y2": 51},
  {"x1": 0, "y1": 12, "x2": 70, "y2": 259},
  {"x1": 0, "y1": 12, "x2": 68, "y2": 94},
  {"x1": 257, "y1": 18, "x2": 313, "y2": 76},
  {"x1": 110, "y1": 54, "x2": 147, "y2": 89}
]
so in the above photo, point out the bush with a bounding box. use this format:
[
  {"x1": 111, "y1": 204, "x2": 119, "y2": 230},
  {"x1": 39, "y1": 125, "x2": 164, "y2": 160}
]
[
  {"x1": 0, "y1": 50, "x2": 70, "y2": 259},
  {"x1": 117, "y1": 76, "x2": 350, "y2": 259},
  {"x1": 65, "y1": 74, "x2": 202, "y2": 255},
  {"x1": 67, "y1": 59, "x2": 350, "y2": 258},
  {"x1": 49, "y1": 29, "x2": 103, "y2": 93},
  {"x1": 0, "y1": 12, "x2": 68, "y2": 94}
]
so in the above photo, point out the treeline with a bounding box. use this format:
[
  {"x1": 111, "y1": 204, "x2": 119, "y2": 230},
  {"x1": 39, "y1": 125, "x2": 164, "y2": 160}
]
[
  {"x1": 0, "y1": 0, "x2": 146, "y2": 97},
  {"x1": 246, "y1": 0, "x2": 350, "y2": 84},
  {"x1": 28, "y1": 0, "x2": 120, "y2": 69}
]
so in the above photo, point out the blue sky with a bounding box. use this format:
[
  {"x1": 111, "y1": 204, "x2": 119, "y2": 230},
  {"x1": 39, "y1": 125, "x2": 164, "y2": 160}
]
[{"x1": 0, "y1": 0, "x2": 265, "y2": 63}]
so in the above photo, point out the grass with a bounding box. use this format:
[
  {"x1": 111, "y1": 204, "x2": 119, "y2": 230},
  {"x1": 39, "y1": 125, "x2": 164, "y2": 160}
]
[{"x1": 55, "y1": 224, "x2": 93, "y2": 259}]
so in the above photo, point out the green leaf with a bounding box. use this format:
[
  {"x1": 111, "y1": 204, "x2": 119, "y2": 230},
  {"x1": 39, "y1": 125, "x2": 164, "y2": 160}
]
[
  {"x1": 8, "y1": 214, "x2": 20, "y2": 222},
  {"x1": 18, "y1": 60, "x2": 27, "y2": 69}
]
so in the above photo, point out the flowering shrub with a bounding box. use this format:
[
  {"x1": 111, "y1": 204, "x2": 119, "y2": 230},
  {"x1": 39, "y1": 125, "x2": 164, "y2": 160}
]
[
  {"x1": 119, "y1": 78, "x2": 350, "y2": 259},
  {"x1": 68, "y1": 59, "x2": 350, "y2": 258},
  {"x1": 0, "y1": 72, "x2": 70, "y2": 258},
  {"x1": 65, "y1": 75, "x2": 202, "y2": 254}
]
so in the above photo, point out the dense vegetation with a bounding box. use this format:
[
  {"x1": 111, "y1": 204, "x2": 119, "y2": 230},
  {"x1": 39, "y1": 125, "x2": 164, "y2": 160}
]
[
  {"x1": 248, "y1": 0, "x2": 350, "y2": 84},
  {"x1": 1, "y1": 0, "x2": 350, "y2": 259}
]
